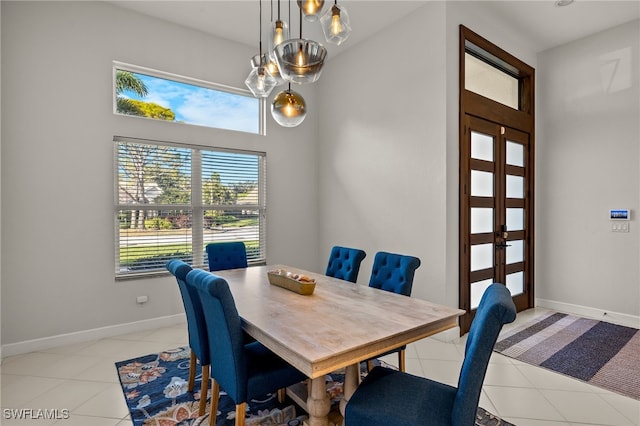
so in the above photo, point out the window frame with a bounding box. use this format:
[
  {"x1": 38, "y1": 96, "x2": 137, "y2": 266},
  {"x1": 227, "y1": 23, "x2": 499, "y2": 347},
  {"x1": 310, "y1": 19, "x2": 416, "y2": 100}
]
[
  {"x1": 113, "y1": 61, "x2": 266, "y2": 135},
  {"x1": 114, "y1": 136, "x2": 267, "y2": 279}
]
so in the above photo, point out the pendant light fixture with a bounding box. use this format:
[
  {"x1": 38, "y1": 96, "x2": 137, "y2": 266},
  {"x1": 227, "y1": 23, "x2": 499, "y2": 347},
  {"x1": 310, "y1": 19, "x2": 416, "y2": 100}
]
[
  {"x1": 320, "y1": 0, "x2": 351, "y2": 45},
  {"x1": 271, "y1": 1, "x2": 306, "y2": 127},
  {"x1": 271, "y1": 83, "x2": 307, "y2": 127},
  {"x1": 275, "y1": 3, "x2": 327, "y2": 84},
  {"x1": 245, "y1": 0, "x2": 277, "y2": 98},
  {"x1": 269, "y1": 0, "x2": 289, "y2": 57},
  {"x1": 264, "y1": 0, "x2": 286, "y2": 85},
  {"x1": 251, "y1": 53, "x2": 284, "y2": 86},
  {"x1": 264, "y1": 58, "x2": 285, "y2": 86},
  {"x1": 297, "y1": 0, "x2": 324, "y2": 22}
]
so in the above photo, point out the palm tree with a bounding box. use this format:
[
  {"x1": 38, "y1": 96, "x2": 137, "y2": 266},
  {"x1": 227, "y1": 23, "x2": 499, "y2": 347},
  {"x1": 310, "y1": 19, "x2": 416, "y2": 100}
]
[{"x1": 116, "y1": 70, "x2": 148, "y2": 115}]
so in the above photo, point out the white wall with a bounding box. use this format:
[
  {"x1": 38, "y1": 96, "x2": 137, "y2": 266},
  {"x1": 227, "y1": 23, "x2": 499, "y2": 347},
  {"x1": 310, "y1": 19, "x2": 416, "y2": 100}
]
[
  {"x1": 0, "y1": 2, "x2": 3, "y2": 359},
  {"x1": 316, "y1": 2, "x2": 539, "y2": 309},
  {"x1": 316, "y1": 2, "x2": 449, "y2": 303},
  {"x1": 536, "y1": 20, "x2": 640, "y2": 318},
  {"x1": 1, "y1": 1, "x2": 320, "y2": 348},
  {"x1": 317, "y1": 2, "x2": 639, "y2": 321}
]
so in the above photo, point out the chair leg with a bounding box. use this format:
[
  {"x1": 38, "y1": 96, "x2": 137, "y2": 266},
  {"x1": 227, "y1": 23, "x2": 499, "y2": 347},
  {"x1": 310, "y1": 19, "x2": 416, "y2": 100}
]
[
  {"x1": 188, "y1": 349, "x2": 197, "y2": 392},
  {"x1": 235, "y1": 402, "x2": 247, "y2": 426},
  {"x1": 366, "y1": 360, "x2": 374, "y2": 372},
  {"x1": 398, "y1": 349, "x2": 406, "y2": 372},
  {"x1": 199, "y1": 364, "x2": 210, "y2": 416},
  {"x1": 208, "y1": 379, "x2": 220, "y2": 426},
  {"x1": 277, "y1": 387, "x2": 286, "y2": 403}
]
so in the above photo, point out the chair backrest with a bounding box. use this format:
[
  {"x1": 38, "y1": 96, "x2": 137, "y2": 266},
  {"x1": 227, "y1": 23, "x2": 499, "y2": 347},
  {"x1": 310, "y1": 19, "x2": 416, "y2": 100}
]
[
  {"x1": 453, "y1": 283, "x2": 516, "y2": 426},
  {"x1": 325, "y1": 246, "x2": 367, "y2": 283},
  {"x1": 166, "y1": 259, "x2": 209, "y2": 365},
  {"x1": 186, "y1": 268, "x2": 248, "y2": 403},
  {"x1": 368, "y1": 251, "x2": 421, "y2": 296},
  {"x1": 206, "y1": 242, "x2": 248, "y2": 271}
]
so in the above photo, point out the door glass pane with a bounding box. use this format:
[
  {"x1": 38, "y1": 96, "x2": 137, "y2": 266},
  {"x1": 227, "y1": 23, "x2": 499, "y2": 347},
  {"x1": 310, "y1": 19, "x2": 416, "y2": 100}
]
[
  {"x1": 506, "y1": 175, "x2": 524, "y2": 199},
  {"x1": 506, "y1": 141, "x2": 524, "y2": 166},
  {"x1": 471, "y1": 170, "x2": 493, "y2": 197},
  {"x1": 471, "y1": 243, "x2": 493, "y2": 271},
  {"x1": 471, "y1": 208, "x2": 493, "y2": 234},
  {"x1": 506, "y1": 208, "x2": 524, "y2": 231},
  {"x1": 471, "y1": 279, "x2": 493, "y2": 310},
  {"x1": 506, "y1": 271, "x2": 524, "y2": 296},
  {"x1": 506, "y1": 240, "x2": 524, "y2": 264},
  {"x1": 471, "y1": 131, "x2": 493, "y2": 162}
]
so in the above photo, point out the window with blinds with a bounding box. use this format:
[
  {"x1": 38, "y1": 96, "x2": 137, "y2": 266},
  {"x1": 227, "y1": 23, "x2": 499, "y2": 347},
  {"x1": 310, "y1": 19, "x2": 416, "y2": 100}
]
[{"x1": 115, "y1": 137, "x2": 266, "y2": 278}]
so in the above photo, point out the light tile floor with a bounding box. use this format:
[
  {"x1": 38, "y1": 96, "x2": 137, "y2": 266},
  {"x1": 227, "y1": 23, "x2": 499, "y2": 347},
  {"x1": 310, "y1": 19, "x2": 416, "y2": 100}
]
[{"x1": 1, "y1": 308, "x2": 639, "y2": 426}]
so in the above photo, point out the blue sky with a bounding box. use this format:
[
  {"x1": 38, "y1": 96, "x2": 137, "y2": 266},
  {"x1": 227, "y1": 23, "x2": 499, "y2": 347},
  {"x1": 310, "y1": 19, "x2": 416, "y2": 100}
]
[{"x1": 121, "y1": 72, "x2": 260, "y2": 134}]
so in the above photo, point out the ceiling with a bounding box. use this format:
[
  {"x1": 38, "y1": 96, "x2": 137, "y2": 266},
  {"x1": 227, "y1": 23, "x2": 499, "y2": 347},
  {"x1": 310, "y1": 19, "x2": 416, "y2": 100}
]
[{"x1": 109, "y1": 1, "x2": 640, "y2": 57}]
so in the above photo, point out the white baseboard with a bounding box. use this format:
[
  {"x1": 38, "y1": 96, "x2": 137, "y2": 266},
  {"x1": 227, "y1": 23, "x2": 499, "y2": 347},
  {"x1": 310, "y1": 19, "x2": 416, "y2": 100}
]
[
  {"x1": 1, "y1": 314, "x2": 186, "y2": 360},
  {"x1": 536, "y1": 298, "x2": 640, "y2": 328}
]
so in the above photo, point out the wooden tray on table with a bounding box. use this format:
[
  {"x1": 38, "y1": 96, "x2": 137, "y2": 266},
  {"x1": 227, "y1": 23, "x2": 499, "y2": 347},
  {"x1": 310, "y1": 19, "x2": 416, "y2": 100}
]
[{"x1": 267, "y1": 270, "x2": 316, "y2": 295}]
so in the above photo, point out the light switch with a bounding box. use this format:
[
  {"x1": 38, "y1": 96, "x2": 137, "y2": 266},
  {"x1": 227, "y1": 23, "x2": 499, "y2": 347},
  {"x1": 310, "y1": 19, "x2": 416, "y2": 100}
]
[{"x1": 611, "y1": 222, "x2": 629, "y2": 232}]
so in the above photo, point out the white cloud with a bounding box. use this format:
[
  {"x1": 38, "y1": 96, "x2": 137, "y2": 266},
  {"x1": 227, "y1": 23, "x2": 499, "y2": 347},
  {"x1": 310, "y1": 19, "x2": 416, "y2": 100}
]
[{"x1": 135, "y1": 73, "x2": 259, "y2": 133}]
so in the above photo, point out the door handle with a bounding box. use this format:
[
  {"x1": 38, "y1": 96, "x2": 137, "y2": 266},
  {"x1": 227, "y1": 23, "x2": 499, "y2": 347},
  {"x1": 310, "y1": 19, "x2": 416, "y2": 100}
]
[
  {"x1": 498, "y1": 225, "x2": 509, "y2": 240},
  {"x1": 496, "y1": 225, "x2": 510, "y2": 249}
]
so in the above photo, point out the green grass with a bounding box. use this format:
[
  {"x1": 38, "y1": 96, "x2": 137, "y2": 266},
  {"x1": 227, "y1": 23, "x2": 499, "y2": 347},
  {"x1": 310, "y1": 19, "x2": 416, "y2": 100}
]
[{"x1": 119, "y1": 240, "x2": 259, "y2": 265}]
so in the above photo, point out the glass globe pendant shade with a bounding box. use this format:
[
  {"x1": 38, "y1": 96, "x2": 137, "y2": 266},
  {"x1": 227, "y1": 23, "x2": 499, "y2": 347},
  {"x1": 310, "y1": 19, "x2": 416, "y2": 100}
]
[
  {"x1": 269, "y1": 19, "x2": 289, "y2": 57},
  {"x1": 264, "y1": 56, "x2": 286, "y2": 86},
  {"x1": 251, "y1": 53, "x2": 284, "y2": 85},
  {"x1": 250, "y1": 53, "x2": 264, "y2": 69},
  {"x1": 245, "y1": 66, "x2": 277, "y2": 98},
  {"x1": 271, "y1": 89, "x2": 307, "y2": 127},
  {"x1": 297, "y1": 0, "x2": 324, "y2": 22},
  {"x1": 320, "y1": 4, "x2": 351, "y2": 45},
  {"x1": 275, "y1": 39, "x2": 327, "y2": 84}
]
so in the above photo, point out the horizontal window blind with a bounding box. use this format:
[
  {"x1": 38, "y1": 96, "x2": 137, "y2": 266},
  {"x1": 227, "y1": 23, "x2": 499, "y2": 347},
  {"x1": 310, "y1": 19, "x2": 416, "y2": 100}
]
[{"x1": 115, "y1": 137, "x2": 266, "y2": 278}]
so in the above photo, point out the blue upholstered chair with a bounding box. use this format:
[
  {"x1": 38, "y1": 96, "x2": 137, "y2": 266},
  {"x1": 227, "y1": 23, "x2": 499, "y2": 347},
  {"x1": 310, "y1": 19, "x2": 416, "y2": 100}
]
[
  {"x1": 325, "y1": 246, "x2": 367, "y2": 283},
  {"x1": 206, "y1": 242, "x2": 248, "y2": 271},
  {"x1": 367, "y1": 251, "x2": 421, "y2": 371},
  {"x1": 345, "y1": 283, "x2": 516, "y2": 426},
  {"x1": 186, "y1": 269, "x2": 307, "y2": 426},
  {"x1": 166, "y1": 259, "x2": 210, "y2": 416},
  {"x1": 369, "y1": 251, "x2": 421, "y2": 296}
]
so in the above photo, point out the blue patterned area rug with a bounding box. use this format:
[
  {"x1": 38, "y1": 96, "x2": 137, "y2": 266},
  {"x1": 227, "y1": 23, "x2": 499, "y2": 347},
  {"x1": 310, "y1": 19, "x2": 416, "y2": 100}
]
[
  {"x1": 115, "y1": 347, "x2": 513, "y2": 425},
  {"x1": 115, "y1": 347, "x2": 305, "y2": 426},
  {"x1": 495, "y1": 311, "x2": 640, "y2": 400}
]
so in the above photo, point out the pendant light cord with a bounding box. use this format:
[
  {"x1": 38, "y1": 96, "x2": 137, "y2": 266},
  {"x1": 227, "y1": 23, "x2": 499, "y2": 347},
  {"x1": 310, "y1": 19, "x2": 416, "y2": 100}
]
[
  {"x1": 299, "y1": 2, "x2": 302, "y2": 38},
  {"x1": 258, "y1": 0, "x2": 263, "y2": 60}
]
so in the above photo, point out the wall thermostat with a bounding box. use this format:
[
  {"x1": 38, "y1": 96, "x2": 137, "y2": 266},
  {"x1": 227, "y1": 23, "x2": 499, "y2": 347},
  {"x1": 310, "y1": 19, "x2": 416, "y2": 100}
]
[{"x1": 610, "y1": 209, "x2": 630, "y2": 220}]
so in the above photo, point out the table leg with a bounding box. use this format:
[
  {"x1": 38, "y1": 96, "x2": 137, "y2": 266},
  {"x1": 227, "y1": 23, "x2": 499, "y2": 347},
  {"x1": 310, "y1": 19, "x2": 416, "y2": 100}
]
[
  {"x1": 339, "y1": 363, "x2": 359, "y2": 420},
  {"x1": 307, "y1": 376, "x2": 330, "y2": 426}
]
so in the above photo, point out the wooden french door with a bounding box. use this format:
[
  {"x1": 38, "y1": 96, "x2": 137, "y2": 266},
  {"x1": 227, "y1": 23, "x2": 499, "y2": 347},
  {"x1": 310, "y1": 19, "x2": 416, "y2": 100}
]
[
  {"x1": 459, "y1": 116, "x2": 533, "y2": 332},
  {"x1": 459, "y1": 26, "x2": 535, "y2": 334}
]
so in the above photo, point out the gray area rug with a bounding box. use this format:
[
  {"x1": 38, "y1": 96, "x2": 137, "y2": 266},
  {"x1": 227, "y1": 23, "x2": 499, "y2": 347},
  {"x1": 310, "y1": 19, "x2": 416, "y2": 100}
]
[{"x1": 495, "y1": 311, "x2": 640, "y2": 400}]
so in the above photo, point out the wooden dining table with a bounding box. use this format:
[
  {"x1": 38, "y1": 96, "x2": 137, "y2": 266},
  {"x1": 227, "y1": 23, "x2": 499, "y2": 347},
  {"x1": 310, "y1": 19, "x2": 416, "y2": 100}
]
[{"x1": 213, "y1": 264, "x2": 464, "y2": 426}]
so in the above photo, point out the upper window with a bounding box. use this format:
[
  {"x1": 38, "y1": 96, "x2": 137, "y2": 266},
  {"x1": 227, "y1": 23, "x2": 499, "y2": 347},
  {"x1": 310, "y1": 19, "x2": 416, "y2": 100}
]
[
  {"x1": 114, "y1": 62, "x2": 262, "y2": 135},
  {"x1": 115, "y1": 137, "x2": 266, "y2": 278},
  {"x1": 464, "y1": 41, "x2": 520, "y2": 110}
]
